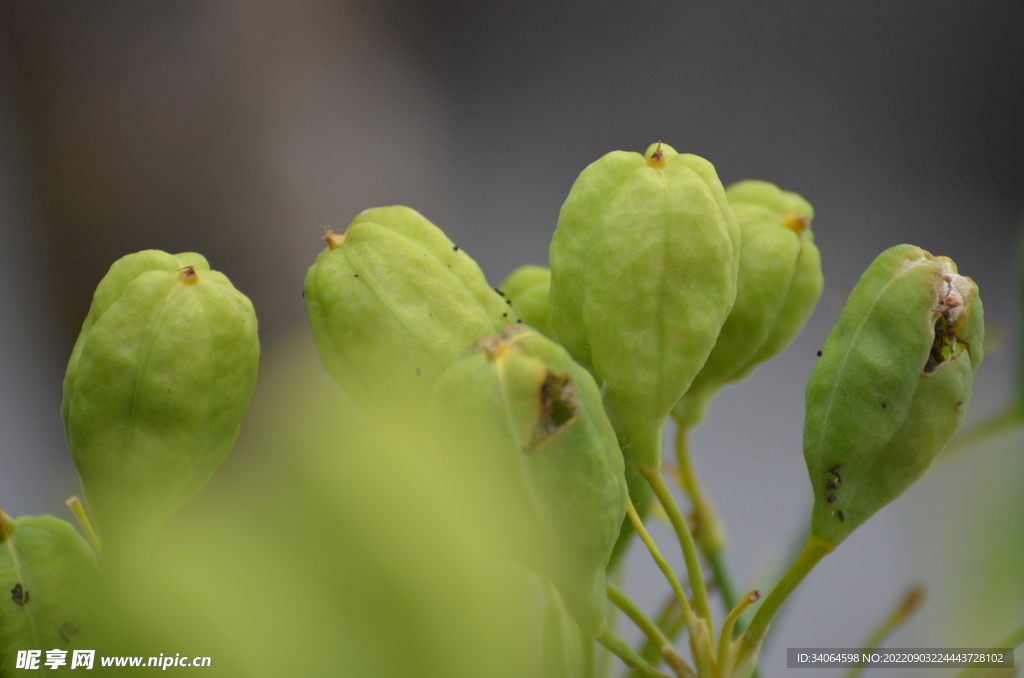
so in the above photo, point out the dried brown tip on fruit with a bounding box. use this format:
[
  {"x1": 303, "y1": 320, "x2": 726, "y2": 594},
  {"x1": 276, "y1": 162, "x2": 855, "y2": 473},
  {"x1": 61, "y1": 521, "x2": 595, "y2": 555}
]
[
  {"x1": 479, "y1": 336, "x2": 509, "y2": 361},
  {"x1": 321, "y1": 227, "x2": 345, "y2": 250},
  {"x1": 781, "y1": 213, "x2": 809, "y2": 233},
  {"x1": 178, "y1": 265, "x2": 200, "y2": 283},
  {"x1": 747, "y1": 590, "x2": 762, "y2": 603},
  {"x1": 646, "y1": 141, "x2": 666, "y2": 169}
]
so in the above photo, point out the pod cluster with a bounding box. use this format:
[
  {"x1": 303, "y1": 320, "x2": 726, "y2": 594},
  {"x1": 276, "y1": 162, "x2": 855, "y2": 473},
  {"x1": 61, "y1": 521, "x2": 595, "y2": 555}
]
[{"x1": 14, "y1": 138, "x2": 991, "y2": 678}]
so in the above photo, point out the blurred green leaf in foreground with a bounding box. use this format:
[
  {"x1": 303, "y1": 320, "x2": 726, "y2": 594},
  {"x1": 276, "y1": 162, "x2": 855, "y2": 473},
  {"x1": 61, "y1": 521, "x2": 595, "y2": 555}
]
[{"x1": 88, "y1": 332, "x2": 543, "y2": 677}]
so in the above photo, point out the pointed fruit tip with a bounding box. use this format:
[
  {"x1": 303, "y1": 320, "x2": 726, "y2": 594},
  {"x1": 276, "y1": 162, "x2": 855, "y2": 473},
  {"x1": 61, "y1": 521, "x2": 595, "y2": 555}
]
[
  {"x1": 781, "y1": 213, "x2": 809, "y2": 233},
  {"x1": 0, "y1": 508, "x2": 15, "y2": 542},
  {"x1": 322, "y1": 227, "x2": 345, "y2": 250},
  {"x1": 178, "y1": 265, "x2": 200, "y2": 283},
  {"x1": 646, "y1": 141, "x2": 667, "y2": 169}
]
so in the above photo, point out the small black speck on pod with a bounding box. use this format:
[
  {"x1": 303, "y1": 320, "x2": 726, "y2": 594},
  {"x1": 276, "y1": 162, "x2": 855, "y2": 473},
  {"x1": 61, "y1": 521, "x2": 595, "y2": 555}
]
[
  {"x1": 453, "y1": 245, "x2": 459, "y2": 251},
  {"x1": 882, "y1": 403, "x2": 887, "y2": 408},
  {"x1": 838, "y1": 510, "x2": 845, "y2": 522},
  {"x1": 59, "y1": 622, "x2": 80, "y2": 643},
  {"x1": 10, "y1": 583, "x2": 28, "y2": 607},
  {"x1": 817, "y1": 350, "x2": 822, "y2": 357},
  {"x1": 502, "y1": 313, "x2": 508, "y2": 317},
  {"x1": 825, "y1": 465, "x2": 842, "y2": 490},
  {"x1": 516, "y1": 319, "x2": 523, "y2": 323}
]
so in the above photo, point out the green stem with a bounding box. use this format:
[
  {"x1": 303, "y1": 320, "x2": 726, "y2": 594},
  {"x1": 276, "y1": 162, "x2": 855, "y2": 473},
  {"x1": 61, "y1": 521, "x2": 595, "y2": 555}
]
[
  {"x1": 65, "y1": 495, "x2": 102, "y2": 555},
  {"x1": 595, "y1": 625, "x2": 673, "y2": 678},
  {"x1": 674, "y1": 425, "x2": 756, "y2": 677},
  {"x1": 706, "y1": 549, "x2": 739, "y2": 625},
  {"x1": 653, "y1": 596, "x2": 679, "y2": 637},
  {"x1": 599, "y1": 564, "x2": 626, "y2": 678},
  {"x1": 626, "y1": 499, "x2": 697, "y2": 632},
  {"x1": 631, "y1": 597, "x2": 685, "y2": 678},
  {"x1": 607, "y1": 583, "x2": 694, "y2": 678},
  {"x1": 753, "y1": 516, "x2": 813, "y2": 668},
  {"x1": 638, "y1": 466, "x2": 714, "y2": 636},
  {"x1": 738, "y1": 534, "x2": 834, "y2": 661},
  {"x1": 690, "y1": 620, "x2": 714, "y2": 677},
  {"x1": 840, "y1": 585, "x2": 924, "y2": 678},
  {"x1": 675, "y1": 426, "x2": 744, "y2": 620},
  {"x1": 718, "y1": 590, "x2": 762, "y2": 672},
  {"x1": 952, "y1": 620, "x2": 1024, "y2": 678},
  {"x1": 675, "y1": 430, "x2": 729, "y2": 557},
  {"x1": 999, "y1": 620, "x2": 1024, "y2": 653},
  {"x1": 665, "y1": 610, "x2": 687, "y2": 652}
]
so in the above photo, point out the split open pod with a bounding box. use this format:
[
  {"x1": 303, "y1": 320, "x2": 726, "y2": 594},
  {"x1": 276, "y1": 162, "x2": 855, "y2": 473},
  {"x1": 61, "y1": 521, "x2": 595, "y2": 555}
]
[
  {"x1": 805, "y1": 244, "x2": 983, "y2": 545},
  {"x1": 740, "y1": 245, "x2": 983, "y2": 664}
]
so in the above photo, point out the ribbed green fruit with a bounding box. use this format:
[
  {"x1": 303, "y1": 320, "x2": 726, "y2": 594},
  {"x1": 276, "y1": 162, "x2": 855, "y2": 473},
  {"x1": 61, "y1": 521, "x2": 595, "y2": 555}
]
[
  {"x1": 550, "y1": 143, "x2": 739, "y2": 470},
  {"x1": 304, "y1": 206, "x2": 514, "y2": 408},
  {"x1": 499, "y1": 265, "x2": 555, "y2": 339},
  {"x1": 433, "y1": 326, "x2": 628, "y2": 636},
  {"x1": 62, "y1": 250, "x2": 259, "y2": 553},
  {"x1": 673, "y1": 180, "x2": 823, "y2": 429},
  {"x1": 805, "y1": 245, "x2": 983, "y2": 545},
  {"x1": 0, "y1": 511, "x2": 100, "y2": 673}
]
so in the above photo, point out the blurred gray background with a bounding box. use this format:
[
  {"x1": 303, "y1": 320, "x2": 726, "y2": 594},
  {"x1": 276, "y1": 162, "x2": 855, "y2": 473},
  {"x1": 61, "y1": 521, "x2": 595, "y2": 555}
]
[{"x1": 1, "y1": 1, "x2": 1021, "y2": 676}]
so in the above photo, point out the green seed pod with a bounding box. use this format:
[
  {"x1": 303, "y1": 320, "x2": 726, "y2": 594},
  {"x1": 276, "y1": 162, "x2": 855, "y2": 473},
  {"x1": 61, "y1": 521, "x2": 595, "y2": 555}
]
[
  {"x1": 433, "y1": 325, "x2": 628, "y2": 636},
  {"x1": 499, "y1": 265, "x2": 556, "y2": 339},
  {"x1": 0, "y1": 511, "x2": 100, "y2": 671},
  {"x1": 62, "y1": 250, "x2": 259, "y2": 553},
  {"x1": 305, "y1": 206, "x2": 514, "y2": 408},
  {"x1": 673, "y1": 180, "x2": 823, "y2": 429},
  {"x1": 549, "y1": 143, "x2": 739, "y2": 470},
  {"x1": 804, "y1": 245, "x2": 983, "y2": 546}
]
